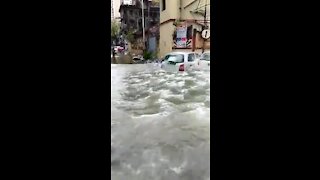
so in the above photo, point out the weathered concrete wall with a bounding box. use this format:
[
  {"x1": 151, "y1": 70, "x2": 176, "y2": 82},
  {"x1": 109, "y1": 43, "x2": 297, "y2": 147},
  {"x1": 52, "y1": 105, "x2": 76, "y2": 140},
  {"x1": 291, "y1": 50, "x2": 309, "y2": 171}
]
[
  {"x1": 128, "y1": 40, "x2": 143, "y2": 56},
  {"x1": 116, "y1": 53, "x2": 133, "y2": 64},
  {"x1": 159, "y1": 0, "x2": 211, "y2": 58},
  {"x1": 160, "y1": 0, "x2": 180, "y2": 23},
  {"x1": 130, "y1": 49, "x2": 143, "y2": 56},
  {"x1": 159, "y1": 21, "x2": 175, "y2": 58}
]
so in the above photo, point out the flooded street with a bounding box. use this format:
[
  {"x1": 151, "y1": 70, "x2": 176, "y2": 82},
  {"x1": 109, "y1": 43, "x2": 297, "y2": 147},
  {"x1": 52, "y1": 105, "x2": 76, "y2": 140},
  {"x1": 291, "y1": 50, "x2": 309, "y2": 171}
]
[{"x1": 111, "y1": 64, "x2": 210, "y2": 180}]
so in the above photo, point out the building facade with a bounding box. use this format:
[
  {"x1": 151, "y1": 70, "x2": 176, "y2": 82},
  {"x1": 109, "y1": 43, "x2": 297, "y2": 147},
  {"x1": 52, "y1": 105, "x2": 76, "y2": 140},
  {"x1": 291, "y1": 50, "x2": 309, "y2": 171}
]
[
  {"x1": 111, "y1": 0, "x2": 114, "y2": 19},
  {"x1": 159, "y1": 0, "x2": 210, "y2": 57},
  {"x1": 119, "y1": 0, "x2": 159, "y2": 35},
  {"x1": 119, "y1": 0, "x2": 160, "y2": 55}
]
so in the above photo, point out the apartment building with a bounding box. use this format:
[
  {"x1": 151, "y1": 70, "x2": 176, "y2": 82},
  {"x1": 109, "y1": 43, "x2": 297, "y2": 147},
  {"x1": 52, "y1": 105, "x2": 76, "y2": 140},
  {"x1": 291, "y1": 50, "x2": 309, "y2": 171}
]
[
  {"x1": 119, "y1": 0, "x2": 160, "y2": 54},
  {"x1": 159, "y1": 0, "x2": 210, "y2": 57}
]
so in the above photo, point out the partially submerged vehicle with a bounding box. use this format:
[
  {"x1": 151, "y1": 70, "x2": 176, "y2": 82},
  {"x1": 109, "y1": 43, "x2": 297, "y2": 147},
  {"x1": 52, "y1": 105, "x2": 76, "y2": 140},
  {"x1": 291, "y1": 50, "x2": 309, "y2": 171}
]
[{"x1": 161, "y1": 52, "x2": 199, "y2": 72}]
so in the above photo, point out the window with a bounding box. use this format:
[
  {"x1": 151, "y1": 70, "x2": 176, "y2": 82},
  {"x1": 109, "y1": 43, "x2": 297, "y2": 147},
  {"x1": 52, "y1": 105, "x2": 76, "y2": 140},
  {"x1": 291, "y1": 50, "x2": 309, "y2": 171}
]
[
  {"x1": 138, "y1": 19, "x2": 142, "y2": 29},
  {"x1": 188, "y1": 54, "x2": 195, "y2": 62},
  {"x1": 129, "y1": 19, "x2": 135, "y2": 25},
  {"x1": 162, "y1": 0, "x2": 166, "y2": 11},
  {"x1": 164, "y1": 54, "x2": 184, "y2": 63},
  {"x1": 201, "y1": 53, "x2": 210, "y2": 61},
  {"x1": 162, "y1": 55, "x2": 169, "y2": 61}
]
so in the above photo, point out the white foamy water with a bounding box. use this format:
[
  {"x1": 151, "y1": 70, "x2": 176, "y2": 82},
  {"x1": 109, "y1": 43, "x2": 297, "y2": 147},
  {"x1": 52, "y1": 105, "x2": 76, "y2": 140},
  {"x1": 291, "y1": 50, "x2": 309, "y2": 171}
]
[{"x1": 111, "y1": 64, "x2": 210, "y2": 180}]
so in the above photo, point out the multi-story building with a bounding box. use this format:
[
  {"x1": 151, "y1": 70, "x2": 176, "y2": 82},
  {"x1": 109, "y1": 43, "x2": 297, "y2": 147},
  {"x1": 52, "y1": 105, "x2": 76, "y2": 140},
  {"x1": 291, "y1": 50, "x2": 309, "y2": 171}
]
[
  {"x1": 111, "y1": 0, "x2": 114, "y2": 20},
  {"x1": 119, "y1": 0, "x2": 160, "y2": 54},
  {"x1": 119, "y1": 0, "x2": 159, "y2": 34},
  {"x1": 111, "y1": 0, "x2": 122, "y2": 20},
  {"x1": 159, "y1": 0, "x2": 210, "y2": 57}
]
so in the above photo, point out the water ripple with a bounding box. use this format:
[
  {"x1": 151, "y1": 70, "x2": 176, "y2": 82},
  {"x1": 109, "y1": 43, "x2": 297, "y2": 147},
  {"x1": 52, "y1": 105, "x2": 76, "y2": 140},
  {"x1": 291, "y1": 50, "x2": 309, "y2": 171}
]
[{"x1": 111, "y1": 64, "x2": 210, "y2": 180}]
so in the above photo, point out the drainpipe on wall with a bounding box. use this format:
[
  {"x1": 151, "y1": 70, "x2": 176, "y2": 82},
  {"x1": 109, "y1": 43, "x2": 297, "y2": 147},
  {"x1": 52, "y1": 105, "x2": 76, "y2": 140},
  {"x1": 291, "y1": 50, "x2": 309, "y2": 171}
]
[
  {"x1": 179, "y1": 0, "x2": 182, "y2": 20},
  {"x1": 192, "y1": 29, "x2": 196, "y2": 52}
]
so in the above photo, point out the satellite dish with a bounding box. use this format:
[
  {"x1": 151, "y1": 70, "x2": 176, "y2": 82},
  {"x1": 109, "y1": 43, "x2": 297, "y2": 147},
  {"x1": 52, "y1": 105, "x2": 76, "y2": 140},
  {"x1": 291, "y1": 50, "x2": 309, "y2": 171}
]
[{"x1": 202, "y1": 29, "x2": 210, "y2": 39}]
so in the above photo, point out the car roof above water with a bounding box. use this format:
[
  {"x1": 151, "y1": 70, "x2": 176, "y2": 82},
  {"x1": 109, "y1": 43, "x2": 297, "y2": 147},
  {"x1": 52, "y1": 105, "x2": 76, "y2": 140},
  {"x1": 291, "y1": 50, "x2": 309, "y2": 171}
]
[{"x1": 166, "y1": 51, "x2": 196, "y2": 56}]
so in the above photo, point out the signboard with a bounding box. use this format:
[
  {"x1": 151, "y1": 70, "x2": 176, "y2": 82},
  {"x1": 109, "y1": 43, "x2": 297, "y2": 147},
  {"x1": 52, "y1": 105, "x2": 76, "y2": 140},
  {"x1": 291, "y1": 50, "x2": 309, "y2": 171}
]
[
  {"x1": 176, "y1": 26, "x2": 187, "y2": 48},
  {"x1": 202, "y1": 29, "x2": 210, "y2": 39}
]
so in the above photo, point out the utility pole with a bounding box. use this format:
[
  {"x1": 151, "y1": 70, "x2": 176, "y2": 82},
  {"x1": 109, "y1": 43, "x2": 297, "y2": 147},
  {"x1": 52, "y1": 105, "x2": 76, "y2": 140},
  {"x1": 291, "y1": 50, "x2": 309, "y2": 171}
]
[
  {"x1": 147, "y1": 0, "x2": 151, "y2": 51},
  {"x1": 202, "y1": 0, "x2": 207, "y2": 53},
  {"x1": 141, "y1": 0, "x2": 145, "y2": 52},
  {"x1": 147, "y1": 0, "x2": 150, "y2": 29}
]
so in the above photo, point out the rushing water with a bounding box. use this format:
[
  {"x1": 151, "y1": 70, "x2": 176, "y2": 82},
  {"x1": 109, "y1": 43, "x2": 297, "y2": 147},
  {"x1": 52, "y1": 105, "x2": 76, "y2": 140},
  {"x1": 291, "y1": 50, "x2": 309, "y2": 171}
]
[{"x1": 111, "y1": 64, "x2": 210, "y2": 180}]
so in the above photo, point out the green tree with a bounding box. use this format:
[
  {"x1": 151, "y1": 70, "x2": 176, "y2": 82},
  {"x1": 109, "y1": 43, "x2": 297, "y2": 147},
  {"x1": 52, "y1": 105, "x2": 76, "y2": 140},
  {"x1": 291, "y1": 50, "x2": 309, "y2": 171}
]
[
  {"x1": 125, "y1": 29, "x2": 135, "y2": 44},
  {"x1": 111, "y1": 20, "x2": 120, "y2": 40},
  {"x1": 143, "y1": 51, "x2": 154, "y2": 60},
  {"x1": 111, "y1": 20, "x2": 120, "y2": 63}
]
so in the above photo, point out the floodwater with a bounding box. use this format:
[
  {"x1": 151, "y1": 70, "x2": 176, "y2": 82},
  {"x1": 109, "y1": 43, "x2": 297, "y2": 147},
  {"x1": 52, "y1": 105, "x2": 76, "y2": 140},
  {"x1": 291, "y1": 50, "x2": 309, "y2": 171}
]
[{"x1": 111, "y1": 64, "x2": 210, "y2": 180}]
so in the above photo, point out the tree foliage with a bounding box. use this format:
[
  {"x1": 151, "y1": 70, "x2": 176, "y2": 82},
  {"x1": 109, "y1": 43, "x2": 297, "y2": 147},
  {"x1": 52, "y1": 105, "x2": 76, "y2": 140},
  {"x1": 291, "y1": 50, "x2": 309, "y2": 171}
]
[
  {"x1": 111, "y1": 20, "x2": 120, "y2": 39},
  {"x1": 125, "y1": 29, "x2": 135, "y2": 43},
  {"x1": 143, "y1": 51, "x2": 155, "y2": 60}
]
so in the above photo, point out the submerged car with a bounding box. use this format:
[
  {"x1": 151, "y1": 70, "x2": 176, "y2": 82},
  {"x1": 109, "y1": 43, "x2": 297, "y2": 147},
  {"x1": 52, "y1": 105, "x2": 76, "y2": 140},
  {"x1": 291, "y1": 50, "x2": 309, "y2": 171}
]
[
  {"x1": 161, "y1": 52, "x2": 199, "y2": 72},
  {"x1": 197, "y1": 51, "x2": 210, "y2": 70}
]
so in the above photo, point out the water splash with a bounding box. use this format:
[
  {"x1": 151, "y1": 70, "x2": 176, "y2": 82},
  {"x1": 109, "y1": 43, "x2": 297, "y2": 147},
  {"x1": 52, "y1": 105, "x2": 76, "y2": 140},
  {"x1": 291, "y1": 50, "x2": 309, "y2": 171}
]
[{"x1": 111, "y1": 64, "x2": 210, "y2": 180}]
